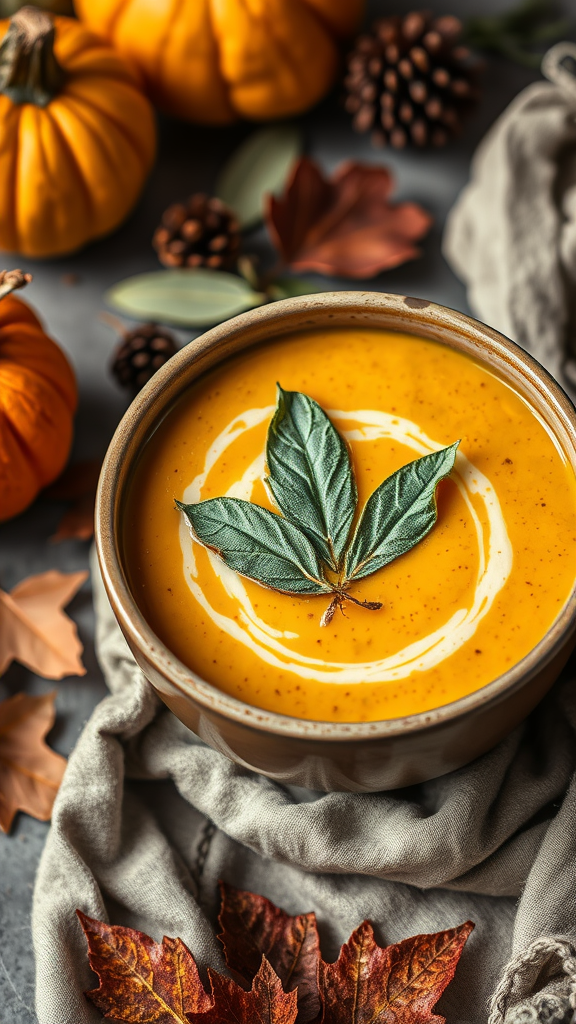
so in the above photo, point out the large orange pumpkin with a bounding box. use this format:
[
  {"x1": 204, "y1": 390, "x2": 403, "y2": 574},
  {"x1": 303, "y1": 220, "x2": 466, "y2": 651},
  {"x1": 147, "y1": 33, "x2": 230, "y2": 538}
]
[
  {"x1": 0, "y1": 272, "x2": 77, "y2": 522},
  {"x1": 0, "y1": 6, "x2": 156, "y2": 258},
  {"x1": 73, "y1": 0, "x2": 364, "y2": 124}
]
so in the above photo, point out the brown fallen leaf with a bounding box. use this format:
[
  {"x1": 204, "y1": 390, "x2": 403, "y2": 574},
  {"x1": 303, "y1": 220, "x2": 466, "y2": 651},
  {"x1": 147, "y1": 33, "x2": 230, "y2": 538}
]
[
  {"x1": 45, "y1": 459, "x2": 102, "y2": 542},
  {"x1": 266, "y1": 158, "x2": 432, "y2": 279},
  {"x1": 79, "y1": 885, "x2": 473, "y2": 1024},
  {"x1": 190, "y1": 958, "x2": 298, "y2": 1024},
  {"x1": 0, "y1": 691, "x2": 67, "y2": 833},
  {"x1": 0, "y1": 569, "x2": 88, "y2": 679},
  {"x1": 319, "y1": 918, "x2": 475, "y2": 1024},
  {"x1": 79, "y1": 911, "x2": 212, "y2": 1024},
  {"x1": 218, "y1": 881, "x2": 320, "y2": 1023}
]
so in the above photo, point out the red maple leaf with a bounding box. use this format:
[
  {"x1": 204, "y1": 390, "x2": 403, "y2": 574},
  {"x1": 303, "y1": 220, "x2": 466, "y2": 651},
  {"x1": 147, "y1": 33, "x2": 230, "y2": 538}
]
[
  {"x1": 218, "y1": 881, "x2": 320, "y2": 1022},
  {"x1": 319, "y1": 919, "x2": 474, "y2": 1024},
  {"x1": 266, "y1": 158, "x2": 432, "y2": 279},
  {"x1": 78, "y1": 911, "x2": 212, "y2": 1023},
  {"x1": 77, "y1": 888, "x2": 473, "y2": 1024},
  {"x1": 189, "y1": 957, "x2": 298, "y2": 1024}
]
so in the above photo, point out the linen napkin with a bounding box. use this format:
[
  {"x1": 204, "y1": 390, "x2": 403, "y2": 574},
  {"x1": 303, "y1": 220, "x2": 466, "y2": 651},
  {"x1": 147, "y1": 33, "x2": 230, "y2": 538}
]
[
  {"x1": 32, "y1": 550, "x2": 576, "y2": 1024},
  {"x1": 443, "y1": 42, "x2": 576, "y2": 394}
]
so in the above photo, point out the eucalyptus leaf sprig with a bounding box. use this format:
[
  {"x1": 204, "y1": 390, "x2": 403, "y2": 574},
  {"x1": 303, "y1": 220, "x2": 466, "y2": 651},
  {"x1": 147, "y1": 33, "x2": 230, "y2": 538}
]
[{"x1": 177, "y1": 387, "x2": 459, "y2": 626}]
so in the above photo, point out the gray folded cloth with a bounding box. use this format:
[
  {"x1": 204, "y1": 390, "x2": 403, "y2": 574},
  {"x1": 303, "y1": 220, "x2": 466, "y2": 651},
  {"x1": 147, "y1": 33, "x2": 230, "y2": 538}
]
[
  {"x1": 443, "y1": 42, "x2": 576, "y2": 393},
  {"x1": 31, "y1": 550, "x2": 576, "y2": 1023}
]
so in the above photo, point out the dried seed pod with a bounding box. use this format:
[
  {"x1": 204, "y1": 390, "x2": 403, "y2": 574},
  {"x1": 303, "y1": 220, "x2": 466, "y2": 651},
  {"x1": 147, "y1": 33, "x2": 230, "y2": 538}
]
[
  {"x1": 344, "y1": 11, "x2": 482, "y2": 149},
  {"x1": 153, "y1": 193, "x2": 240, "y2": 270},
  {"x1": 110, "y1": 322, "x2": 178, "y2": 393}
]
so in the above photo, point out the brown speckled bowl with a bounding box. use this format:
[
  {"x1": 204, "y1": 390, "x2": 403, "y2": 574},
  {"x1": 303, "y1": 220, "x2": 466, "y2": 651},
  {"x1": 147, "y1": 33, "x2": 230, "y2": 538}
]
[{"x1": 95, "y1": 292, "x2": 576, "y2": 792}]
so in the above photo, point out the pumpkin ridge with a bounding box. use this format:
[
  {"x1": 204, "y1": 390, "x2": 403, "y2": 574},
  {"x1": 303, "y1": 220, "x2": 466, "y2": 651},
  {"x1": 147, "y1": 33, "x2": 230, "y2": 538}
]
[
  {"x1": 157, "y1": 0, "x2": 186, "y2": 89},
  {"x1": 0, "y1": 403, "x2": 42, "y2": 492},
  {"x1": 43, "y1": 103, "x2": 96, "y2": 235},
  {"x1": 61, "y1": 80, "x2": 153, "y2": 167},
  {"x1": 50, "y1": 92, "x2": 147, "y2": 220},
  {"x1": 216, "y1": 0, "x2": 338, "y2": 119},
  {"x1": 0, "y1": 368, "x2": 73, "y2": 485},
  {"x1": 5, "y1": 104, "x2": 20, "y2": 251},
  {"x1": 107, "y1": 0, "x2": 134, "y2": 39},
  {"x1": 0, "y1": 345, "x2": 76, "y2": 413},
  {"x1": 199, "y1": 0, "x2": 234, "y2": 121}
]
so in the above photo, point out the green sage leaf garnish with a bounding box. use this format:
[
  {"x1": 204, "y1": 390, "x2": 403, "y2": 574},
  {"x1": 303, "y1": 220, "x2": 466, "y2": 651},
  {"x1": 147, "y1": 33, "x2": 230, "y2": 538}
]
[
  {"x1": 176, "y1": 496, "x2": 330, "y2": 595},
  {"x1": 105, "y1": 269, "x2": 264, "y2": 328},
  {"x1": 177, "y1": 388, "x2": 459, "y2": 624},
  {"x1": 344, "y1": 442, "x2": 460, "y2": 582},
  {"x1": 266, "y1": 385, "x2": 357, "y2": 570}
]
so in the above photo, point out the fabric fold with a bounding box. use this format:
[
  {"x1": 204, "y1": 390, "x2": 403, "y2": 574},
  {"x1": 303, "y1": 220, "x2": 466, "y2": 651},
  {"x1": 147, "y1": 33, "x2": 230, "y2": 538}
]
[{"x1": 32, "y1": 550, "x2": 576, "y2": 1023}]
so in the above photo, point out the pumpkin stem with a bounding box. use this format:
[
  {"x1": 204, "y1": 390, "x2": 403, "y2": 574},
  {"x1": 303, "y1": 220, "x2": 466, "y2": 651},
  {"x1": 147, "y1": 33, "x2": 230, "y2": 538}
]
[
  {"x1": 0, "y1": 269, "x2": 32, "y2": 301},
  {"x1": 0, "y1": 6, "x2": 66, "y2": 107}
]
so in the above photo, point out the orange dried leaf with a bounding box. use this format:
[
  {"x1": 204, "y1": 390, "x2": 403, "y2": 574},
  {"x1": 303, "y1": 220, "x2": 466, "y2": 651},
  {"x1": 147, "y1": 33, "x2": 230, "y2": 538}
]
[
  {"x1": 266, "y1": 158, "x2": 432, "y2": 279},
  {"x1": 189, "y1": 957, "x2": 298, "y2": 1024},
  {"x1": 0, "y1": 569, "x2": 87, "y2": 679},
  {"x1": 78, "y1": 911, "x2": 212, "y2": 1023},
  {"x1": 218, "y1": 881, "x2": 320, "y2": 1022},
  {"x1": 0, "y1": 691, "x2": 66, "y2": 833},
  {"x1": 319, "y1": 919, "x2": 474, "y2": 1024}
]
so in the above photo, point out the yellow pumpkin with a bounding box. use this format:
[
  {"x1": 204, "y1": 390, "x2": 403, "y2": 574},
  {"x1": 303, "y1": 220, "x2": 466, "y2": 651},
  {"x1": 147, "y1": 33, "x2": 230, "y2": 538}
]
[
  {"x1": 0, "y1": 6, "x2": 156, "y2": 258},
  {"x1": 0, "y1": 271, "x2": 77, "y2": 522},
  {"x1": 73, "y1": 0, "x2": 364, "y2": 124}
]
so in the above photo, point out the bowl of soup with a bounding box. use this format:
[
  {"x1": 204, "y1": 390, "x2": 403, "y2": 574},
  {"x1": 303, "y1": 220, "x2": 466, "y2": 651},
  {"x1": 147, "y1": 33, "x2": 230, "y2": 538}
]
[{"x1": 95, "y1": 292, "x2": 576, "y2": 791}]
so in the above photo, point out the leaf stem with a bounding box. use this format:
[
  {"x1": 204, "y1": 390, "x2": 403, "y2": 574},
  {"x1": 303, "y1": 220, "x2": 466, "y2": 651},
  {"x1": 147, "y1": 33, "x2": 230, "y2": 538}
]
[
  {"x1": 335, "y1": 590, "x2": 383, "y2": 611},
  {"x1": 320, "y1": 589, "x2": 383, "y2": 627}
]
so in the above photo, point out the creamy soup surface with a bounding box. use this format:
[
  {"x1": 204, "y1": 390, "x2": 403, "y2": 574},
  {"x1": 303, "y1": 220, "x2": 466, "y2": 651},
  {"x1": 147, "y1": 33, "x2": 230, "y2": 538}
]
[{"x1": 124, "y1": 329, "x2": 576, "y2": 722}]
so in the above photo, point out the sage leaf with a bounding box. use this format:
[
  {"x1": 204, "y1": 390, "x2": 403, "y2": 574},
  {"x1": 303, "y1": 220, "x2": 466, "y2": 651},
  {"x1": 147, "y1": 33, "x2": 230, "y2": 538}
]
[
  {"x1": 176, "y1": 497, "x2": 331, "y2": 595},
  {"x1": 105, "y1": 269, "x2": 264, "y2": 328},
  {"x1": 266, "y1": 385, "x2": 357, "y2": 570},
  {"x1": 266, "y1": 277, "x2": 324, "y2": 301},
  {"x1": 215, "y1": 125, "x2": 302, "y2": 230},
  {"x1": 344, "y1": 442, "x2": 460, "y2": 582}
]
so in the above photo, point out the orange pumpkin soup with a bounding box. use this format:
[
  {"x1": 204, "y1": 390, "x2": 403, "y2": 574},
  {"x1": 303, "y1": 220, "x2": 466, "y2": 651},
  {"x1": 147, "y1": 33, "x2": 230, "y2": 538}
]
[{"x1": 123, "y1": 328, "x2": 576, "y2": 722}]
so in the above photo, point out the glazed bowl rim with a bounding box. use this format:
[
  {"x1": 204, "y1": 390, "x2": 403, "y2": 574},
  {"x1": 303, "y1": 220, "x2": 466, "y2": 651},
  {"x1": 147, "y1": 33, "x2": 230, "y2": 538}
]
[{"x1": 95, "y1": 290, "x2": 576, "y2": 742}]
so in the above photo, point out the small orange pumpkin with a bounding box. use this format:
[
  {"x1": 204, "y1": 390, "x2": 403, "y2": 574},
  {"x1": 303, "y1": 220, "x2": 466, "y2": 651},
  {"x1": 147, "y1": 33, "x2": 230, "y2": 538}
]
[
  {"x1": 0, "y1": 271, "x2": 77, "y2": 522},
  {"x1": 0, "y1": 6, "x2": 156, "y2": 258},
  {"x1": 73, "y1": 0, "x2": 364, "y2": 124}
]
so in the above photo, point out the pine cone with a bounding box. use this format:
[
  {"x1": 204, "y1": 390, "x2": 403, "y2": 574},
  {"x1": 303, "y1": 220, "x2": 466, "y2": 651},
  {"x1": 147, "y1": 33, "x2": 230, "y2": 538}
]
[
  {"x1": 153, "y1": 194, "x2": 241, "y2": 269},
  {"x1": 111, "y1": 323, "x2": 178, "y2": 392},
  {"x1": 344, "y1": 12, "x2": 481, "y2": 149}
]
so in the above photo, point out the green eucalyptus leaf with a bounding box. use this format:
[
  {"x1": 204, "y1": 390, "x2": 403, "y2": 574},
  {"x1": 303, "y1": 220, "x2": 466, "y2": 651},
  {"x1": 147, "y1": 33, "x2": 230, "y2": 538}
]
[
  {"x1": 267, "y1": 277, "x2": 324, "y2": 301},
  {"x1": 216, "y1": 125, "x2": 302, "y2": 230},
  {"x1": 105, "y1": 270, "x2": 264, "y2": 328},
  {"x1": 266, "y1": 385, "x2": 357, "y2": 570},
  {"x1": 177, "y1": 497, "x2": 330, "y2": 595},
  {"x1": 344, "y1": 442, "x2": 460, "y2": 583}
]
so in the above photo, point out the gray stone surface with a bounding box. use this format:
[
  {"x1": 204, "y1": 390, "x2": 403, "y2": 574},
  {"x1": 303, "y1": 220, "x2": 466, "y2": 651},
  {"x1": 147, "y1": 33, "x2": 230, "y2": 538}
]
[{"x1": 0, "y1": 3, "x2": 556, "y2": 1021}]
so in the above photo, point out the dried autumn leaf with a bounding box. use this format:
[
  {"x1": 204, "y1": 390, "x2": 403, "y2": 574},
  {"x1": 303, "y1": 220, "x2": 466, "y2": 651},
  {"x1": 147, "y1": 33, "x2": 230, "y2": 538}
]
[
  {"x1": 189, "y1": 957, "x2": 298, "y2": 1024},
  {"x1": 0, "y1": 691, "x2": 66, "y2": 833},
  {"x1": 78, "y1": 911, "x2": 212, "y2": 1024},
  {"x1": 45, "y1": 459, "x2": 102, "y2": 542},
  {"x1": 218, "y1": 881, "x2": 320, "y2": 1023},
  {"x1": 78, "y1": 887, "x2": 474, "y2": 1024},
  {"x1": 0, "y1": 569, "x2": 87, "y2": 679},
  {"x1": 266, "y1": 158, "x2": 432, "y2": 279},
  {"x1": 319, "y1": 919, "x2": 474, "y2": 1024}
]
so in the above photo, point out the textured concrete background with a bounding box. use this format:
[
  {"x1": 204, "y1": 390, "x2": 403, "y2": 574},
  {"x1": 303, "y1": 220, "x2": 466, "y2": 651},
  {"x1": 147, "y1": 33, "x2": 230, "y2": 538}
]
[{"x1": 0, "y1": 1, "x2": 556, "y2": 1020}]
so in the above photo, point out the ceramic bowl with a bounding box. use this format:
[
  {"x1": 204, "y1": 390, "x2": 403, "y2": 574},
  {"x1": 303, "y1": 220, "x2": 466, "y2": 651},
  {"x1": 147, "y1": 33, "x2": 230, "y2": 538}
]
[{"x1": 95, "y1": 292, "x2": 576, "y2": 792}]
